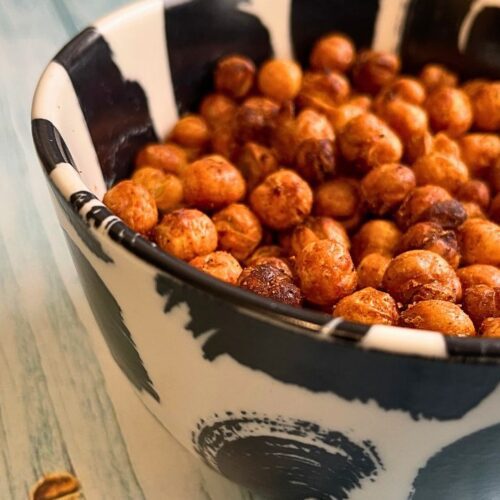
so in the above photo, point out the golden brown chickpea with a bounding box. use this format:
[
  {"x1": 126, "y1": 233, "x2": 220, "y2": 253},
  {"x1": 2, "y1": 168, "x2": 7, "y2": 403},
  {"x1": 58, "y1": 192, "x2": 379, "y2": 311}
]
[
  {"x1": 397, "y1": 222, "x2": 460, "y2": 269},
  {"x1": 131, "y1": 167, "x2": 183, "y2": 213},
  {"x1": 212, "y1": 203, "x2": 263, "y2": 261},
  {"x1": 135, "y1": 143, "x2": 188, "y2": 176},
  {"x1": 458, "y1": 219, "x2": 500, "y2": 266},
  {"x1": 338, "y1": 113, "x2": 403, "y2": 172},
  {"x1": 296, "y1": 239, "x2": 357, "y2": 306},
  {"x1": 378, "y1": 77, "x2": 426, "y2": 106},
  {"x1": 458, "y1": 134, "x2": 500, "y2": 177},
  {"x1": 295, "y1": 108, "x2": 335, "y2": 142},
  {"x1": 327, "y1": 103, "x2": 366, "y2": 134},
  {"x1": 400, "y1": 300, "x2": 475, "y2": 336},
  {"x1": 245, "y1": 245, "x2": 284, "y2": 266},
  {"x1": 420, "y1": 64, "x2": 458, "y2": 91},
  {"x1": 413, "y1": 152, "x2": 469, "y2": 193},
  {"x1": 236, "y1": 142, "x2": 278, "y2": 191},
  {"x1": 236, "y1": 96, "x2": 280, "y2": 145},
  {"x1": 210, "y1": 124, "x2": 238, "y2": 160},
  {"x1": 383, "y1": 250, "x2": 462, "y2": 305},
  {"x1": 248, "y1": 256, "x2": 293, "y2": 278},
  {"x1": 405, "y1": 131, "x2": 434, "y2": 164},
  {"x1": 214, "y1": 55, "x2": 255, "y2": 99},
  {"x1": 297, "y1": 71, "x2": 350, "y2": 113},
  {"x1": 470, "y1": 82, "x2": 500, "y2": 131},
  {"x1": 417, "y1": 199, "x2": 467, "y2": 229},
  {"x1": 171, "y1": 114, "x2": 210, "y2": 149},
  {"x1": 333, "y1": 287, "x2": 399, "y2": 325},
  {"x1": 258, "y1": 59, "x2": 303, "y2": 103},
  {"x1": 310, "y1": 33, "x2": 355, "y2": 73},
  {"x1": 462, "y1": 285, "x2": 500, "y2": 328},
  {"x1": 238, "y1": 263, "x2": 302, "y2": 306},
  {"x1": 480, "y1": 318, "x2": 500, "y2": 337},
  {"x1": 360, "y1": 163, "x2": 416, "y2": 215},
  {"x1": 351, "y1": 220, "x2": 402, "y2": 264},
  {"x1": 250, "y1": 169, "x2": 313, "y2": 230},
  {"x1": 462, "y1": 79, "x2": 489, "y2": 99},
  {"x1": 357, "y1": 253, "x2": 391, "y2": 290},
  {"x1": 270, "y1": 110, "x2": 299, "y2": 165},
  {"x1": 183, "y1": 155, "x2": 246, "y2": 210},
  {"x1": 189, "y1": 251, "x2": 242, "y2": 284},
  {"x1": 295, "y1": 139, "x2": 336, "y2": 185},
  {"x1": 103, "y1": 180, "x2": 158, "y2": 235},
  {"x1": 425, "y1": 87, "x2": 472, "y2": 137},
  {"x1": 462, "y1": 202, "x2": 486, "y2": 220},
  {"x1": 432, "y1": 132, "x2": 461, "y2": 158},
  {"x1": 352, "y1": 50, "x2": 400, "y2": 95},
  {"x1": 154, "y1": 208, "x2": 217, "y2": 261},
  {"x1": 490, "y1": 193, "x2": 500, "y2": 224},
  {"x1": 457, "y1": 265, "x2": 500, "y2": 291},
  {"x1": 456, "y1": 180, "x2": 491, "y2": 210},
  {"x1": 200, "y1": 93, "x2": 237, "y2": 128}
]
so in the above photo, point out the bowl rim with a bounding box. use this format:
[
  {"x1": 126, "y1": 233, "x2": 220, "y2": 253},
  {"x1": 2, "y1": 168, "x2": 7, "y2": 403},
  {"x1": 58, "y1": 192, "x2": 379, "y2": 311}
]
[{"x1": 31, "y1": 0, "x2": 500, "y2": 363}]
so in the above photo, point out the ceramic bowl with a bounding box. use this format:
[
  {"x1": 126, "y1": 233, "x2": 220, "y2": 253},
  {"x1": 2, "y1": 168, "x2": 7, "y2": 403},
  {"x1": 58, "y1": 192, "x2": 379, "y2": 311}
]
[{"x1": 32, "y1": 1, "x2": 500, "y2": 498}]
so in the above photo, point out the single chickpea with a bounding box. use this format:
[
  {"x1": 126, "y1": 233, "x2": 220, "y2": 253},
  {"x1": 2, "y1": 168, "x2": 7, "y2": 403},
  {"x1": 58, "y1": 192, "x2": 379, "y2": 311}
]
[
  {"x1": 210, "y1": 122, "x2": 238, "y2": 160},
  {"x1": 458, "y1": 219, "x2": 500, "y2": 266},
  {"x1": 310, "y1": 33, "x2": 356, "y2": 73},
  {"x1": 258, "y1": 59, "x2": 303, "y2": 102},
  {"x1": 236, "y1": 96, "x2": 280, "y2": 145},
  {"x1": 154, "y1": 208, "x2": 217, "y2": 261},
  {"x1": 214, "y1": 55, "x2": 256, "y2": 99},
  {"x1": 171, "y1": 114, "x2": 210, "y2": 149},
  {"x1": 200, "y1": 93, "x2": 237, "y2": 129},
  {"x1": 333, "y1": 287, "x2": 399, "y2": 325},
  {"x1": 377, "y1": 77, "x2": 426, "y2": 106},
  {"x1": 183, "y1": 155, "x2": 246, "y2": 210},
  {"x1": 135, "y1": 143, "x2": 188, "y2": 176},
  {"x1": 237, "y1": 142, "x2": 278, "y2": 191},
  {"x1": 189, "y1": 251, "x2": 242, "y2": 284},
  {"x1": 400, "y1": 300, "x2": 475, "y2": 336},
  {"x1": 338, "y1": 113, "x2": 403, "y2": 173},
  {"x1": 419, "y1": 64, "x2": 458, "y2": 91},
  {"x1": 351, "y1": 220, "x2": 402, "y2": 264},
  {"x1": 246, "y1": 245, "x2": 284, "y2": 266},
  {"x1": 462, "y1": 202, "x2": 486, "y2": 220},
  {"x1": 357, "y1": 253, "x2": 391, "y2": 290},
  {"x1": 457, "y1": 264, "x2": 500, "y2": 291},
  {"x1": 212, "y1": 203, "x2": 263, "y2": 261},
  {"x1": 416, "y1": 199, "x2": 467, "y2": 229},
  {"x1": 397, "y1": 222, "x2": 460, "y2": 269},
  {"x1": 297, "y1": 71, "x2": 350, "y2": 112},
  {"x1": 458, "y1": 134, "x2": 500, "y2": 177},
  {"x1": 470, "y1": 82, "x2": 500, "y2": 131},
  {"x1": 490, "y1": 193, "x2": 500, "y2": 224},
  {"x1": 295, "y1": 108, "x2": 335, "y2": 142},
  {"x1": 295, "y1": 139, "x2": 336, "y2": 185},
  {"x1": 250, "y1": 169, "x2": 313, "y2": 230},
  {"x1": 462, "y1": 79, "x2": 489, "y2": 99},
  {"x1": 352, "y1": 50, "x2": 400, "y2": 95},
  {"x1": 413, "y1": 152, "x2": 469, "y2": 194},
  {"x1": 131, "y1": 167, "x2": 183, "y2": 213},
  {"x1": 103, "y1": 180, "x2": 158, "y2": 235},
  {"x1": 328, "y1": 102, "x2": 366, "y2": 134},
  {"x1": 425, "y1": 87, "x2": 472, "y2": 137},
  {"x1": 480, "y1": 318, "x2": 500, "y2": 337},
  {"x1": 462, "y1": 285, "x2": 500, "y2": 328},
  {"x1": 296, "y1": 239, "x2": 358, "y2": 306},
  {"x1": 432, "y1": 132, "x2": 461, "y2": 158},
  {"x1": 360, "y1": 163, "x2": 416, "y2": 215},
  {"x1": 405, "y1": 131, "x2": 433, "y2": 164},
  {"x1": 247, "y1": 256, "x2": 293, "y2": 278},
  {"x1": 238, "y1": 263, "x2": 302, "y2": 306},
  {"x1": 382, "y1": 250, "x2": 462, "y2": 305},
  {"x1": 271, "y1": 111, "x2": 299, "y2": 165},
  {"x1": 456, "y1": 180, "x2": 491, "y2": 210}
]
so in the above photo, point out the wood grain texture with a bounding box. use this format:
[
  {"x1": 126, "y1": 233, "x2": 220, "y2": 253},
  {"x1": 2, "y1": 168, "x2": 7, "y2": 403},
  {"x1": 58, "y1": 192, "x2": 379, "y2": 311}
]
[{"x1": 0, "y1": 1, "x2": 259, "y2": 498}]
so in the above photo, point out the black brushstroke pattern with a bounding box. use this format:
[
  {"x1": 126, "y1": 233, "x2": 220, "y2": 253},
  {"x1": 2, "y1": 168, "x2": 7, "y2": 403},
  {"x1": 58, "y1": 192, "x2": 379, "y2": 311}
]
[
  {"x1": 164, "y1": 0, "x2": 272, "y2": 114},
  {"x1": 53, "y1": 27, "x2": 158, "y2": 187},
  {"x1": 156, "y1": 274, "x2": 500, "y2": 420},
  {"x1": 193, "y1": 412, "x2": 382, "y2": 499}
]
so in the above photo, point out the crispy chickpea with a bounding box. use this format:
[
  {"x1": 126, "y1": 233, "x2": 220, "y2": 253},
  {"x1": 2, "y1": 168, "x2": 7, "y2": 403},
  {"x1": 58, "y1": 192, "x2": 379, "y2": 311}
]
[
  {"x1": 189, "y1": 251, "x2": 242, "y2": 284},
  {"x1": 457, "y1": 265, "x2": 500, "y2": 291},
  {"x1": 248, "y1": 256, "x2": 293, "y2": 278},
  {"x1": 416, "y1": 199, "x2": 467, "y2": 229},
  {"x1": 470, "y1": 82, "x2": 500, "y2": 131},
  {"x1": 459, "y1": 134, "x2": 500, "y2": 177},
  {"x1": 171, "y1": 115, "x2": 210, "y2": 149},
  {"x1": 338, "y1": 113, "x2": 403, "y2": 172},
  {"x1": 328, "y1": 102, "x2": 366, "y2": 134},
  {"x1": 490, "y1": 194, "x2": 500, "y2": 224},
  {"x1": 351, "y1": 220, "x2": 401, "y2": 264},
  {"x1": 395, "y1": 185, "x2": 451, "y2": 231},
  {"x1": 310, "y1": 33, "x2": 355, "y2": 73},
  {"x1": 456, "y1": 180, "x2": 491, "y2": 210},
  {"x1": 295, "y1": 139, "x2": 336, "y2": 185},
  {"x1": 462, "y1": 201, "x2": 486, "y2": 220},
  {"x1": 426, "y1": 87, "x2": 472, "y2": 137},
  {"x1": 236, "y1": 96, "x2": 280, "y2": 145},
  {"x1": 398, "y1": 222, "x2": 460, "y2": 268},
  {"x1": 250, "y1": 169, "x2": 313, "y2": 230},
  {"x1": 103, "y1": 180, "x2": 158, "y2": 235},
  {"x1": 383, "y1": 250, "x2": 462, "y2": 305},
  {"x1": 183, "y1": 155, "x2": 246, "y2": 210},
  {"x1": 295, "y1": 108, "x2": 335, "y2": 142},
  {"x1": 200, "y1": 93, "x2": 237, "y2": 128},
  {"x1": 462, "y1": 285, "x2": 500, "y2": 328},
  {"x1": 258, "y1": 59, "x2": 303, "y2": 102},
  {"x1": 237, "y1": 142, "x2": 278, "y2": 191},
  {"x1": 246, "y1": 245, "x2": 284, "y2": 266},
  {"x1": 238, "y1": 263, "x2": 302, "y2": 306},
  {"x1": 458, "y1": 219, "x2": 500, "y2": 266},
  {"x1": 352, "y1": 50, "x2": 400, "y2": 95},
  {"x1": 296, "y1": 239, "x2": 357, "y2": 306},
  {"x1": 432, "y1": 132, "x2": 461, "y2": 158},
  {"x1": 333, "y1": 287, "x2": 399, "y2": 325},
  {"x1": 377, "y1": 98, "x2": 428, "y2": 143},
  {"x1": 131, "y1": 167, "x2": 183, "y2": 213},
  {"x1": 405, "y1": 131, "x2": 433, "y2": 164},
  {"x1": 212, "y1": 203, "x2": 262, "y2": 261},
  {"x1": 154, "y1": 208, "x2": 217, "y2": 261},
  {"x1": 297, "y1": 71, "x2": 350, "y2": 112},
  {"x1": 214, "y1": 55, "x2": 255, "y2": 99},
  {"x1": 463, "y1": 79, "x2": 490, "y2": 99},
  {"x1": 378, "y1": 77, "x2": 426, "y2": 106},
  {"x1": 420, "y1": 64, "x2": 458, "y2": 91},
  {"x1": 480, "y1": 318, "x2": 500, "y2": 337},
  {"x1": 400, "y1": 300, "x2": 475, "y2": 336},
  {"x1": 135, "y1": 143, "x2": 188, "y2": 176},
  {"x1": 360, "y1": 163, "x2": 416, "y2": 215},
  {"x1": 357, "y1": 253, "x2": 391, "y2": 290},
  {"x1": 271, "y1": 111, "x2": 298, "y2": 165}
]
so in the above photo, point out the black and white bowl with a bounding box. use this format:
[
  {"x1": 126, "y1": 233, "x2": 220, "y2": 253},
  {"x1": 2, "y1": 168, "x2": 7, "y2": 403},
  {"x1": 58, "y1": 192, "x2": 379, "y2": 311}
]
[{"x1": 32, "y1": 1, "x2": 500, "y2": 498}]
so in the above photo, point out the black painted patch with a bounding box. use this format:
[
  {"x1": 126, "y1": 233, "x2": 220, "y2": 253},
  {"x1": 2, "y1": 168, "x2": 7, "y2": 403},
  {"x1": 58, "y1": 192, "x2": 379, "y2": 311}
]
[
  {"x1": 410, "y1": 423, "x2": 500, "y2": 499},
  {"x1": 53, "y1": 27, "x2": 157, "y2": 187},
  {"x1": 164, "y1": 0, "x2": 272, "y2": 114},
  {"x1": 193, "y1": 412, "x2": 382, "y2": 499},
  {"x1": 66, "y1": 236, "x2": 159, "y2": 402}
]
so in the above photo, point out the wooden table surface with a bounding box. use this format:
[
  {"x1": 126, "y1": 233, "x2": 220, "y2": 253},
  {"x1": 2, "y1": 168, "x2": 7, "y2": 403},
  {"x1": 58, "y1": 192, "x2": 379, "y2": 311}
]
[{"x1": 0, "y1": 1, "x2": 258, "y2": 498}]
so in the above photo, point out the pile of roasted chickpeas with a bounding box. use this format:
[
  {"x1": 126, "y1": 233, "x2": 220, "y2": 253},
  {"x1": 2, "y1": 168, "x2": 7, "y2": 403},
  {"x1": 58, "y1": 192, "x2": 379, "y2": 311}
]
[{"x1": 103, "y1": 33, "x2": 500, "y2": 338}]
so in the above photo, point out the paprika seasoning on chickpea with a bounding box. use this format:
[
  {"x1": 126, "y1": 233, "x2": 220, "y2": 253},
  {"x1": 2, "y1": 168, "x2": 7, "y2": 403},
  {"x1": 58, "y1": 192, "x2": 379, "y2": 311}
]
[
  {"x1": 356, "y1": 253, "x2": 391, "y2": 290},
  {"x1": 352, "y1": 50, "x2": 400, "y2": 95},
  {"x1": 351, "y1": 220, "x2": 401, "y2": 264},
  {"x1": 457, "y1": 265, "x2": 500, "y2": 291},
  {"x1": 214, "y1": 55, "x2": 256, "y2": 99},
  {"x1": 135, "y1": 143, "x2": 188, "y2": 176},
  {"x1": 189, "y1": 251, "x2": 242, "y2": 284}
]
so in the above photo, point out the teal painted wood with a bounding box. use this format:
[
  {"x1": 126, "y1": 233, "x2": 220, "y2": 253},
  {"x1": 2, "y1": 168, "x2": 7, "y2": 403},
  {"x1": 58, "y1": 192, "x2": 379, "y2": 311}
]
[{"x1": 0, "y1": 1, "x2": 259, "y2": 498}]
